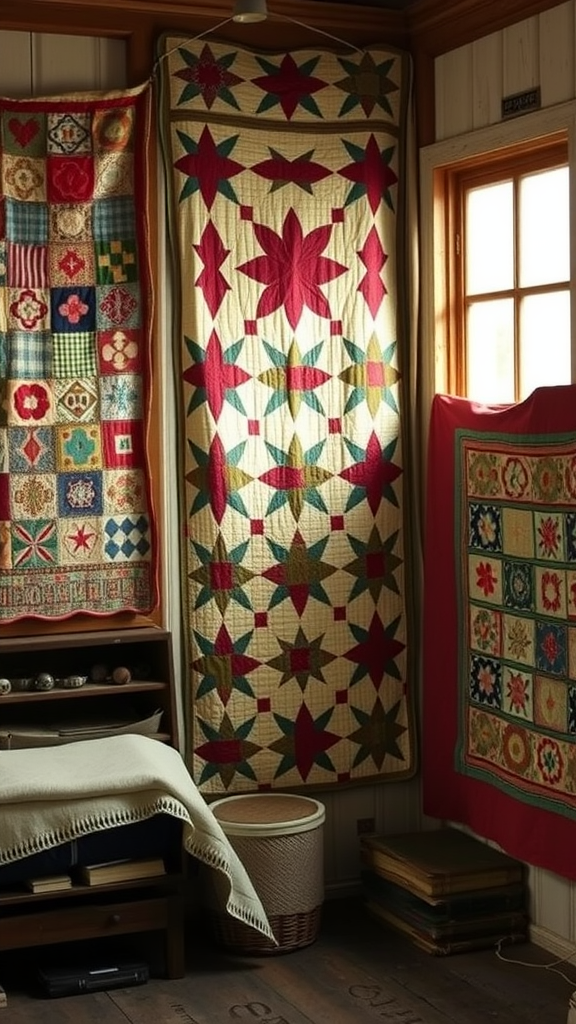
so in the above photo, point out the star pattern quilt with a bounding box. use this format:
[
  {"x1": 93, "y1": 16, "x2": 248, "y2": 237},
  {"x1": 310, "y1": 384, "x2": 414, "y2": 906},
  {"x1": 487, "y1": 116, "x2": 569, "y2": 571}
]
[
  {"x1": 158, "y1": 37, "x2": 416, "y2": 792},
  {"x1": 423, "y1": 386, "x2": 576, "y2": 880},
  {"x1": 0, "y1": 86, "x2": 158, "y2": 623}
]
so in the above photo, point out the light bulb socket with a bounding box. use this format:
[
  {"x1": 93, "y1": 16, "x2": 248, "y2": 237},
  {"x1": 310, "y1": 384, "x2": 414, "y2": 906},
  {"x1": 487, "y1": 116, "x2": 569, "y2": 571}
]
[{"x1": 232, "y1": 0, "x2": 268, "y2": 23}]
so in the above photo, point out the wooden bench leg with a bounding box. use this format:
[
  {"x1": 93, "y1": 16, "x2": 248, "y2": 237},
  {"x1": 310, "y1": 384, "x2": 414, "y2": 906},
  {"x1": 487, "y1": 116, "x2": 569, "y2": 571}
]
[{"x1": 165, "y1": 893, "x2": 185, "y2": 978}]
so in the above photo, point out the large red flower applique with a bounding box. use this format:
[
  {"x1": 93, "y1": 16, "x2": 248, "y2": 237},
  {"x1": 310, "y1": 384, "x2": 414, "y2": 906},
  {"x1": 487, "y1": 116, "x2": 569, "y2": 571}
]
[{"x1": 238, "y1": 208, "x2": 346, "y2": 329}]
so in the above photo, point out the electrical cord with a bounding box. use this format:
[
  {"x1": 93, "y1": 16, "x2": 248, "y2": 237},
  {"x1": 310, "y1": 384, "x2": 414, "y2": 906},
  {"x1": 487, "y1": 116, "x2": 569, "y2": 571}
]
[{"x1": 495, "y1": 936, "x2": 576, "y2": 987}]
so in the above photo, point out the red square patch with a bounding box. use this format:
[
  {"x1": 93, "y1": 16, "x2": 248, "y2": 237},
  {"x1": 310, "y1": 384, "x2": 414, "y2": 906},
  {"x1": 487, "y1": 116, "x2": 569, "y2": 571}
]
[
  {"x1": 101, "y1": 420, "x2": 143, "y2": 468},
  {"x1": 47, "y1": 156, "x2": 94, "y2": 204}
]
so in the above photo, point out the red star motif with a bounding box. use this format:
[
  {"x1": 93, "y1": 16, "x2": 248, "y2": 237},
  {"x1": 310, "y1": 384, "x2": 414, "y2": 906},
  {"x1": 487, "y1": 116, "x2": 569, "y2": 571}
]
[
  {"x1": 292, "y1": 703, "x2": 340, "y2": 781},
  {"x1": 183, "y1": 329, "x2": 250, "y2": 422},
  {"x1": 194, "y1": 221, "x2": 231, "y2": 316},
  {"x1": 174, "y1": 125, "x2": 243, "y2": 211},
  {"x1": 340, "y1": 134, "x2": 398, "y2": 214},
  {"x1": 341, "y1": 432, "x2": 402, "y2": 514},
  {"x1": 67, "y1": 524, "x2": 96, "y2": 553},
  {"x1": 253, "y1": 54, "x2": 326, "y2": 120},
  {"x1": 358, "y1": 226, "x2": 387, "y2": 316},
  {"x1": 238, "y1": 208, "x2": 346, "y2": 329},
  {"x1": 346, "y1": 612, "x2": 405, "y2": 688}
]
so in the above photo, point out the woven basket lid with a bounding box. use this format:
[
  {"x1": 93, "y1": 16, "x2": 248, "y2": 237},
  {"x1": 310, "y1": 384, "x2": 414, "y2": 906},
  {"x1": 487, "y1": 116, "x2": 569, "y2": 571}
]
[{"x1": 210, "y1": 793, "x2": 325, "y2": 836}]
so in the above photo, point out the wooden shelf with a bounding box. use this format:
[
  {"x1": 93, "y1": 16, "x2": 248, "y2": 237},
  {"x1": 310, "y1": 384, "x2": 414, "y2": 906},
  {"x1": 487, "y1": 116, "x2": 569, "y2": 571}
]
[
  {"x1": 0, "y1": 627, "x2": 185, "y2": 978},
  {"x1": 1, "y1": 680, "x2": 167, "y2": 704}
]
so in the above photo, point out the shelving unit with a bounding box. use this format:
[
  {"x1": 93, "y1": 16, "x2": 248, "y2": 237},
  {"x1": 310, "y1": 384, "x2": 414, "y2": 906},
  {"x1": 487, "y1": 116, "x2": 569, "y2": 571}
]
[{"x1": 0, "y1": 626, "x2": 186, "y2": 979}]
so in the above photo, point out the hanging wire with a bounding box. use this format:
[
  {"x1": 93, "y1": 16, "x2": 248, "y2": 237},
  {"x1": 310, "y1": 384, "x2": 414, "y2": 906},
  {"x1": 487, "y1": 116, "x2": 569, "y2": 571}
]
[
  {"x1": 148, "y1": 7, "x2": 364, "y2": 85},
  {"x1": 148, "y1": 16, "x2": 235, "y2": 85},
  {"x1": 273, "y1": 13, "x2": 364, "y2": 55}
]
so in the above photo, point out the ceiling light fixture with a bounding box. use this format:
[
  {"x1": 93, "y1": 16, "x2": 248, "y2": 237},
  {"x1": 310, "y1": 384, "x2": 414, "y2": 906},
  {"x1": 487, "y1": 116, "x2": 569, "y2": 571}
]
[
  {"x1": 152, "y1": 0, "x2": 363, "y2": 84},
  {"x1": 232, "y1": 0, "x2": 268, "y2": 23}
]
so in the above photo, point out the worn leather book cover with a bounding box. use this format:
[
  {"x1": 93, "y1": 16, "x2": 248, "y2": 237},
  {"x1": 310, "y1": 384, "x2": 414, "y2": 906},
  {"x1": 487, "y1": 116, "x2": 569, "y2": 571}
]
[
  {"x1": 365, "y1": 900, "x2": 528, "y2": 955},
  {"x1": 79, "y1": 857, "x2": 165, "y2": 886},
  {"x1": 361, "y1": 869, "x2": 527, "y2": 921},
  {"x1": 360, "y1": 828, "x2": 524, "y2": 898},
  {"x1": 362, "y1": 872, "x2": 527, "y2": 940}
]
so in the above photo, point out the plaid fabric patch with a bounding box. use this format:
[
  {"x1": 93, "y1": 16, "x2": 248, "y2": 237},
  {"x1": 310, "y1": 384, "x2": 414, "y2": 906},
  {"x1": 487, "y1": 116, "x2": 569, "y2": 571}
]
[
  {"x1": 93, "y1": 197, "x2": 135, "y2": 240},
  {"x1": 5, "y1": 198, "x2": 48, "y2": 243},
  {"x1": 10, "y1": 330, "x2": 53, "y2": 379},
  {"x1": 52, "y1": 332, "x2": 97, "y2": 378}
]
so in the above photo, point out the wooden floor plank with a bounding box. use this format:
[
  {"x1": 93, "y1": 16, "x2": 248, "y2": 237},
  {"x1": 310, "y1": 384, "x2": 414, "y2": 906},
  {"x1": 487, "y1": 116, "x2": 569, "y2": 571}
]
[{"x1": 1, "y1": 897, "x2": 573, "y2": 1024}]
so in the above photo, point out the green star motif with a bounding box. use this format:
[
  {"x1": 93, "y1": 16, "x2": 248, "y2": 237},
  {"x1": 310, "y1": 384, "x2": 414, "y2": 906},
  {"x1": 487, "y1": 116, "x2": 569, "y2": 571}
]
[
  {"x1": 349, "y1": 697, "x2": 407, "y2": 768},
  {"x1": 195, "y1": 710, "x2": 261, "y2": 789},
  {"x1": 267, "y1": 625, "x2": 336, "y2": 692},
  {"x1": 189, "y1": 532, "x2": 255, "y2": 613},
  {"x1": 340, "y1": 335, "x2": 400, "y2": 417},
  {"x1": 335, "y1": 53, "x2": 398, "y2": 118}
]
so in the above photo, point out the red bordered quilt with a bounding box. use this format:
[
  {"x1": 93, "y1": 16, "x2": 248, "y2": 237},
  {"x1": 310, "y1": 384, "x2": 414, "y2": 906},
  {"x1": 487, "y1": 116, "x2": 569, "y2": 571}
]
[
  {"x1": 0, "y1": 86, "x2": 158, "y2": 623},
  {"x1": 423, "y1": 386, "x2": 576, "y2": 879}
]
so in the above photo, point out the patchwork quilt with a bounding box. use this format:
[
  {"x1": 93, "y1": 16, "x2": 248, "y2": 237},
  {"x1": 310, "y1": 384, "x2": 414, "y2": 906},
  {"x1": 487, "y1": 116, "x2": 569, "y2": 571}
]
[
  {"x1": 158, "y1": 36, "x2": 417, "y2": 792},
  {"x1": 423, "y1": 386, "x2": 576, "y2": 880},
  {"x1": 0, "y1": 85, "x2": 158, "y2": 623}
]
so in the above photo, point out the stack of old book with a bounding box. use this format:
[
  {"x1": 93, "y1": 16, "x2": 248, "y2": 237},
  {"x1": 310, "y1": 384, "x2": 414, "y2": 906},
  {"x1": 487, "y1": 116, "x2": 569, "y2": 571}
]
[{"x1": 361, "y1": 827, "x2": 528, "y2": 955}]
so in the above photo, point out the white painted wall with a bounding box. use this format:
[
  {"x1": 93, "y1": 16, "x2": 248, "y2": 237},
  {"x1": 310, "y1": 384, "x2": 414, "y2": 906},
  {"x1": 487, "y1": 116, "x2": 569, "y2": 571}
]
[{"x1": 426, "y1": 0, "x2": 576, "y2": 959}]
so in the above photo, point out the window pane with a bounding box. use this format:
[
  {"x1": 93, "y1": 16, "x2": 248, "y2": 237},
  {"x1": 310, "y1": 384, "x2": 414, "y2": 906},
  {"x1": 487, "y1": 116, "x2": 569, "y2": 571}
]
[
  {"x1": 519, "y1": 168, "x2": 569, "y2": 287},
  {"x1": 519, "y1": 291, "x2": 571, "y2": 398},
  {"x1": 466, "y1": 182, "x2": 513, "y2": 295},
  {"x1": 467, "y1": 299, "x2": 515, "y2": 403}
]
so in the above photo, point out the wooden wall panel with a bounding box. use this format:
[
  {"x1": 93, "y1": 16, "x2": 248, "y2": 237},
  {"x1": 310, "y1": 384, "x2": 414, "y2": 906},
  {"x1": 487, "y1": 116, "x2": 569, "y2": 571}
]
[
  {"x1": 31, "y1": 33, "x2": 126, "y2": 93},
  {"x1": 471, "y1": 31, "x2": 503, "y2": 130},
  {"x1": 435, "y1": 1, "x2": 576, "y2": 140},
  {"x1": 502, "y1": 17, "x2": 539, "y2": 99},
  {"x1": 0, "y1": 31, "x2": 33, "y2": 96},
  {"x1": 539, "y1": 1, "x2": 574, "y2": 107},
  {"x1": 435, "y1": 45, "x2": 473, "y2": 140}
]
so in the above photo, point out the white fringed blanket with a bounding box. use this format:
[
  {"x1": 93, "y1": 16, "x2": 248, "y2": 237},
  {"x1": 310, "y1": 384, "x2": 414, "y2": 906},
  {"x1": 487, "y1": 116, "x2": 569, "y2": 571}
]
[{"x1": 0, "y1": 733, "x2": 274, "y2": 943}]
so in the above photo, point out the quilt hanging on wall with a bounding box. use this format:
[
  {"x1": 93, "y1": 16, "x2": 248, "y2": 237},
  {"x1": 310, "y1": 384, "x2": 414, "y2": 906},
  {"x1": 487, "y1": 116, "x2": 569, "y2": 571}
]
[
  {"x1": 0, "y1": 86, "x2": 158, "y2": 624},
  {"x1": 159, "y1": 35, "x2": 416, "y2": 792},
  {"x1": 423, "y1": 386, "x2": 576, "y2": 880}
]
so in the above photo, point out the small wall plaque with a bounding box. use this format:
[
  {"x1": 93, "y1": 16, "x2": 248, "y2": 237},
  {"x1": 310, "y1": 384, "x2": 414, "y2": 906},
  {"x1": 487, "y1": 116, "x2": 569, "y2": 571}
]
[{"x1": 501, "y1": 87, "x2": 541, "y2": 120}]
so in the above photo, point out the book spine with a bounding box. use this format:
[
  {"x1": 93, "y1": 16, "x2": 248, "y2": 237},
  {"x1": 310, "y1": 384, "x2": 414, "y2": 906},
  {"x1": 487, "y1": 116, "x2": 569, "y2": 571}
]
[{"x1": 362, "y1": 852, "x2": 521, "y2": 897}]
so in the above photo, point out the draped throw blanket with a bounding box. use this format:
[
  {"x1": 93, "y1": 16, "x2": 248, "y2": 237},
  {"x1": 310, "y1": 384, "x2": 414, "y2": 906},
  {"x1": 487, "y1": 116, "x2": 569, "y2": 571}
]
[
  {"x1": 423, "y1": 386, "x2": 576, "y2": 880},
  {"x1": 0, "y1": 733, "x2": 274, "y2": 942},
  {"x1": 158, "y1": 36, "x2": 416, "y2": 792},
  {"x1": 0, "y1": 86, "x2": 158, "y2": 622}
]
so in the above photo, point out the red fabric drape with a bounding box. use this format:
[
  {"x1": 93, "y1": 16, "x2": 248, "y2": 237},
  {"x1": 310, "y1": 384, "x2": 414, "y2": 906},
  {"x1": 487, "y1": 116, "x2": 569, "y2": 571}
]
[{"x1": 423, "y1": 385, "x2": 576, "y2": 879}]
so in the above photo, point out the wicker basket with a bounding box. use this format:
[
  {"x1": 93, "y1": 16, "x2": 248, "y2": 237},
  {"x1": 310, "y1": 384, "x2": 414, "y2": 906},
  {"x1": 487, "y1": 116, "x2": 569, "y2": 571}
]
[{"x1": 207, "y1": 793, "x2": 325, "y2": 955}]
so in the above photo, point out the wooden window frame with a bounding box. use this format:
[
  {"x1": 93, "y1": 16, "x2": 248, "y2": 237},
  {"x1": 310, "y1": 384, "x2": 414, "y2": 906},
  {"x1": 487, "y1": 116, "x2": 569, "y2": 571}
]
[{"x1": 440, "y1": 134, "x2": 569, "y2": 398}]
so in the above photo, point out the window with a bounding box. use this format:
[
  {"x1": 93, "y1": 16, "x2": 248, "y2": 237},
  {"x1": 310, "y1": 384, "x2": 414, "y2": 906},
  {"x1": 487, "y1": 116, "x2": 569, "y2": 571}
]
[{"x1": 443, "y1": 137, "x2": 570, "y2": 404}]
